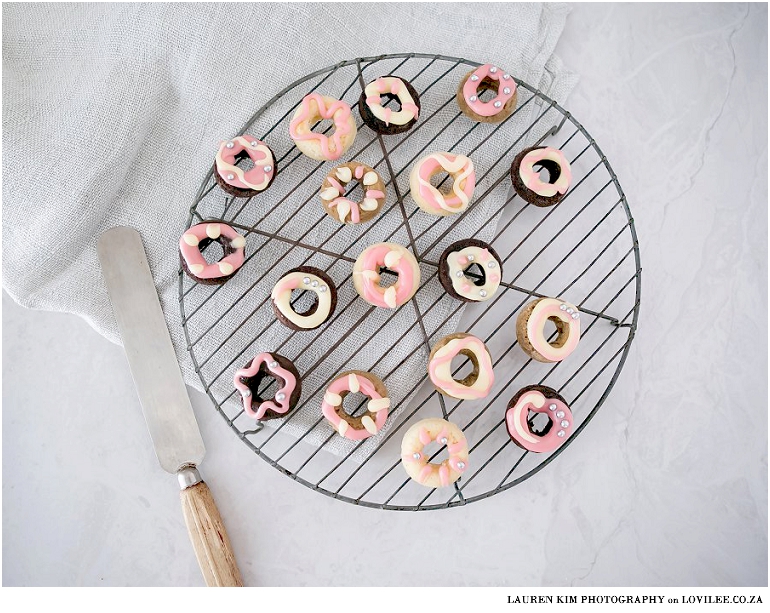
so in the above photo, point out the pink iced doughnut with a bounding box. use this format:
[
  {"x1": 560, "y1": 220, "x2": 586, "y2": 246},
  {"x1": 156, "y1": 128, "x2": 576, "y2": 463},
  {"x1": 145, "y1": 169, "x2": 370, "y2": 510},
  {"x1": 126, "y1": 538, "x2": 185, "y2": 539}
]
[
  {"x1": 409, "y1": 152, "x2": 476, "y2": 216},
  {"x1": 215, "y1": 135, "x2": 275, "y2": 194},
  {"x1": 401, "y1": 418, "x2": 469, "y2": 488},
  {"x1": 352, "y1": 243, "x2": 421, "y2": 309},
  {"x1": 179, "y1": 222, "x2": 246, "y2": 282},
  {"x1": 460, "y1": 63, "x2": 517, "y2": 121},
  {"x1": 321, "y1": 371, "x2": 390, "y2": 441},
  {"x1": 505, "y1": 385, "x2": 574, "y2": 453}
]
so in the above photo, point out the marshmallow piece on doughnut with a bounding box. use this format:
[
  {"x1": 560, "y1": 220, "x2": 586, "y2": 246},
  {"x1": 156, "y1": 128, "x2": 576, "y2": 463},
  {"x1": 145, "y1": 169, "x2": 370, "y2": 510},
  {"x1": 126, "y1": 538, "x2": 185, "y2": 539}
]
[
  {"x1": 324, "y1": 391, "x2": 342, "y2": 406},
  {"x1": 219, "y1": 262, "x2": 234, "y2": 275},
  {"x1": 348, "y1": 373, "x2": 360, "y2": 394},
  {"x1": 320, "y1": 187, "x2": 339, "y2": 200},
  {"x1": 189, "y1": 264, "x2": 204, "y2": 274},
  {"x1": 384, "y1": 250, "x2": 402, "y2": 268},
  {"x1": 335, "y1": 166, "x2": 353, "y2": 183},
  {"x1": 368, "y1": 397, "x2": 390, "y2": 412},
  {"x1": 361, "y1": 198, "x2": 379, "y2": 211},
  {"x1": 230, "y1": 236, "x2": 246, "y2": 249},
  {"x1": 384, "y1": 286, "x2": 398, "y2": 309},
  {"x1": 361, "y1": 415, "x2": 378, "y2": 435},
  {"x1": 183, "y1": 233, "x2": 199, "y2": 246},
  {"x1": 363, "y1": 171, "x2": 378, "y2": 186},
  {"x1": 206, "y1": 224, "x2": 221, "y2": 239},
  {"x1": 337, "y1": 420, "x2": 349, "y2": 436}
]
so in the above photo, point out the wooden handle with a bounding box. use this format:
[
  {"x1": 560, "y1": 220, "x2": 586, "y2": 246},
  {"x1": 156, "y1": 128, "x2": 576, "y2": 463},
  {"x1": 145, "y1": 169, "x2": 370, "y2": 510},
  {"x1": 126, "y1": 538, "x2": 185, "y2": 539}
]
[{"x1": 180, "y1": 481, "x2": 243, "y2": 587}]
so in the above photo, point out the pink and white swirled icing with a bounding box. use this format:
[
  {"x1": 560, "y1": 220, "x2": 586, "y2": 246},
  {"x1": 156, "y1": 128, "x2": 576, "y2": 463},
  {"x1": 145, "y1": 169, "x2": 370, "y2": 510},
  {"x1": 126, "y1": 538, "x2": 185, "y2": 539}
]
[
  {"x1": 413, "y1": 152, "x2": 476, "y2": 214},
  {"x1": 321, "y1": 372, "x2": 390, "y2": 441},
  {"x1": 505, "y1": 388, "x2": 573, "y2": 453},
  {"x1": 401, "y1": 418, "x2": 469, "y2": 488},
  {"x1": 527, "y1": 298, "x2": 581, "y2": 362},
  {"x1": 462, "y1": 64, "x2": 517, "y2": 117},
  {"x1": 233, "y1": 352, "x2": 297, "y2": 420},
  {"x1": 179, "y1": 222, "x2": 245, "y2": 280},
  {"x1": 364, "y1": 77, "x2": 419, "y2": 126},
  {"x1": 215, "y1": 136, "x2": 275, "y2": 191},
  {"x1": 518, "y1": 147, "x2": 572, "y2": 198},
  {"x1": 446, "y1": 245, "x2": 501, "y2": 301},
  {"x1": 271, "y1": 270, "x2": 333, "y2": 329},
  {"x1": 320, "y1": 164, "x2": 385, "y2": 224},
  {"x1": 289, "y1": 93, "x2": 354, "y2": 161},
  {"x1": 354, "y1": 243, "x2": 420, "y2": 309},
  {"x1": 428, "y1": 335, "x2": 495, "y2": 400}
]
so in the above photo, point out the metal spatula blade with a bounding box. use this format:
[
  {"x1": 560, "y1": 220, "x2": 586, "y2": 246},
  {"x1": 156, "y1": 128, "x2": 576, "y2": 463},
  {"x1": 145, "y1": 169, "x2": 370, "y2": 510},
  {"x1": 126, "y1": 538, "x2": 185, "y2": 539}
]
[{"x1": 97, "y1": 226, "x2": 242, "y2": 587}]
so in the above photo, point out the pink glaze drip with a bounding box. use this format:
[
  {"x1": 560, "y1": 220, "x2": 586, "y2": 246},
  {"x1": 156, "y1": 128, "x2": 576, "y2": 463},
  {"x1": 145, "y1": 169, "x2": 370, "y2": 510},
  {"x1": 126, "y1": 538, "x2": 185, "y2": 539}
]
[
  {"x1": 358, "y1": 244, "x2": 417, "y2": 308},
  {"x1": 462, "y1": 64, "x2": 517, "y2": 117},
  {"x1": 416, "y1": 153, "x2": 475, "y2": 213},
  {"x1": 321, "y1": 374, "x2": 388, "y2": 441},
  {"x1": 418, "y1": 428, "x2": 432, "y2": 446},
  {"x1": 179, "y1": 223, "x2": 245, "y2": 280},
  {"x1": 327, "y1": 176, "x2": 345, "y2": 193},
  {"x1": 366, "y1": 189, "x2": 385, "y2": 199},
  {"x1": 518, "y1": 147, "x2": 572, "y2": 197},
  {"x1": 330, "y1": 197, "x2": 361, "y2": 223},
  {"x1": 233, "y1": 352, "x2": 296, "y2": 420},
  {"x1": 354, "y1": 165, "x2": 364, "y2": 179},
  {"x1": 289, "y1": 94, "x2": 353, "y2": 160},
  {"x1": 505, "y1": 390, "x2": 573, "y2": 453}
]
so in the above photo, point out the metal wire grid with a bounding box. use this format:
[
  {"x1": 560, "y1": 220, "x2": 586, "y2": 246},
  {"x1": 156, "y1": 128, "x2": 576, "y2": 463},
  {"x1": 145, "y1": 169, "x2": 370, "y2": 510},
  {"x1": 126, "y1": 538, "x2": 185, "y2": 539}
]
[{"x1": 179, "y1": 54, "x2": 641, "y2": 511}]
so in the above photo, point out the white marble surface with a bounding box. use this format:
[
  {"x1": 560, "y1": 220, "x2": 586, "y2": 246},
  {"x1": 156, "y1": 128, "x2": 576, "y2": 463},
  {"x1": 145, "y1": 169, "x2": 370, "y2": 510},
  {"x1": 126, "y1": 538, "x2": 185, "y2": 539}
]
[{"x1": 3, "y1": 3, "x2": 767, "y2": 586}]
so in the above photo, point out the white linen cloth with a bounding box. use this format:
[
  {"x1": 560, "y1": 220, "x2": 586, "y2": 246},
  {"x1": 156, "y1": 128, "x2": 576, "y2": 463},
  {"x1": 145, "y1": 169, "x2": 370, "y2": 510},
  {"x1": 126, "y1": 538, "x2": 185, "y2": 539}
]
[{"x1": 2, "y1": 2, "x2": 577, "y2": 456}]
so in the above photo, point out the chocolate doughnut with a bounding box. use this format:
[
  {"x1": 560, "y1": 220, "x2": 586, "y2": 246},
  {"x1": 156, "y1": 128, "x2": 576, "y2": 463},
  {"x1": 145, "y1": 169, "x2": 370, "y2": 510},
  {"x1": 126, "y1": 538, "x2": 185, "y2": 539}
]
[
  {"x1": 214, "y1": 135, "x2": 277, "y2": 198},
  {"x1": 233, "y1": 352, "x2": 302, "y2": 421},
  {"x1": 511, "y1": 146, "x2": 572, "y2": 207},
  {"x1": 438, "y1": 238, "x2": 503, "y2": 302},
  {"x1": 505, "y1": 385, "x2": 574, "y2": 453},
  {"x1": 179, "y1": 220, "x2": 246, "y2": 285},
  {"x1": 271, "y1": 266, "x2": 337, "y2": 331},
  {"x1": 358, "y1": 75, "x2": 420, "y2": 135}
]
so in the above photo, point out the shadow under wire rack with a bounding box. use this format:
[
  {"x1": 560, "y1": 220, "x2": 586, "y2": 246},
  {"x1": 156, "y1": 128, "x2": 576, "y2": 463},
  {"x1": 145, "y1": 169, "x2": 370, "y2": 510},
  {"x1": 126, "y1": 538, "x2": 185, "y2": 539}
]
[{"x1": 179, "y1": 54, "x2": 641, "y2": 511}]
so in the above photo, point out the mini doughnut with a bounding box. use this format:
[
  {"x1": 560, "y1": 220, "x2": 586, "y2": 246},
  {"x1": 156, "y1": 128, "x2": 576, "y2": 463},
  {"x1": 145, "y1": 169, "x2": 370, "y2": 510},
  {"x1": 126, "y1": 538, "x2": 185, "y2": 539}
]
[
  {"x1": 319, "y1": 162, "x2": 386, "y2": 224},
  {"x1": 322, "y1": 371, "x2": 390, "y2": 440},
  {"x1": 233, "y1": 352, "x2": 302, "y2": 421},
  {"x1": 358, "y1": 75, "x2": 420, "y2": 135},
  {"x1": 214, "y1": 135, "x2": 276, "y2": 198},
  {"x1": 438, "y1": 238, "x2": 503, "y2": 302},
  {"x1": 516, "y1": 297, "x2": 581, "y2": 363},
  {"x1": 511, "y1": 146, "x2": 572, "y2": 207},
  {"x1": 428, "y1": 333, "x2": 494, "y2": 400},
  {"x1": 289, "y1": 93, "x2": 357, "y2": 161},
  {"x1": 352, "y1": 243, "x2": 420, "y2": 309},
  {"x1": 271, "y1": 266, "x2": 337, "y2": 331},
  {"x1": 505, "y1": 385, "x2": 574, "y2": 453},
  {"x1": 409, "y1": 152, "x2": 475, "y2": 216},
  {"x1": 401, "y1": 418, "x2": 469, "y2": 488},
  {"x1": 179, "y1": 221, "x2": 246, "y2": 285},
  {"x1": 456, "y1": 63, "x2": 517, "y2": 124}
]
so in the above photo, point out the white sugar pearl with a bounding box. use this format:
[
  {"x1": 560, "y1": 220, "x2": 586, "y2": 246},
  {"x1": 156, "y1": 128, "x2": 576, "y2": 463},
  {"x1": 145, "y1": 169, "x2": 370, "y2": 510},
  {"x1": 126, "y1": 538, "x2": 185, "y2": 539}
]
[
  {"x1": 303, "y1": 277, "x2": 311, "y2": 285},
  {"x1": 455, "y1": 270, "x2": 464, "y2": 278},
  {"x1": 227, "y1": 174, "x2": 235, "y2": 180},
  {"x1": 263, "y1": 165, "x2": 272, "y2": 173},
  {"x1": 556, "y1": 410, "x2": 565, "y2": 419},
  {"x1": 242, "y1": 389, "x2": 251, "y2": 397},
  {"x1": 440, "y1": 437, "x2": 448, "y2": 445},
  {"x1": 276, "y1": 392, "x2": 286, "y2": 402},
  {"x1": 494, "y1": 101, "x2": 502, "y2": 108},
  {"x1": 566, "y1": 308, "x2": 574, "y2": 314},
  {"x1": 470, "y1": 74, "x2": 479, "y2": 81},
  {"x1": 479, "y1": 290, "x2": 488, "y2": 298},
  {"x1": 503, "y1": 74, "x2": 511, "y2": 80},
  {"x1": 549, "y1": 404, "x2": 557, "y2": 411},
  {"x1": 560, "y1": 304, "x2": 568, "y2": 311},
  {"x1": 557, "y1": 430, "x2": 566, "y2": 438},
  {"x1": 457, "y1": 462, "x2": 466, "y2": 470},
  {"x1": 250, "y1": 140, "x2": 258, "y2": 147},
  {"x1": 226, "y1": 141, "x2": 234, "y2": 148},
  {"x1": 469, "y1": 95, "x2": 477, "y2": 102},
  {"x1": 467, "y1": 254, "x2": 475, "y2": 262},
  {"x1": 572, "y1": 312, "x2": 580, "y2": 320},
  {"x1": 489, "y1": 66, "x2": 497, "y2": 73},
  {"x1": 269, "y1": 361, "x2": 278, "y2": 368},
  {"x1": 487, "y1": 260, "x2": 496, "y2": 268},
  {"x1": 561, "y1": 420, "x2": 570, "y2": 428},
  {"x1": 503, "y1": 87, "x2": 511, "y2": 95},
  {"x1": 311, "y1": 280, "x2": 319, "y2": 288},
  {"x1": 319, "y1": 286, "x2": 327, "y2": 292},
  {"x1": 412, "y1": 452, "x2": 421, "y2": 460}
]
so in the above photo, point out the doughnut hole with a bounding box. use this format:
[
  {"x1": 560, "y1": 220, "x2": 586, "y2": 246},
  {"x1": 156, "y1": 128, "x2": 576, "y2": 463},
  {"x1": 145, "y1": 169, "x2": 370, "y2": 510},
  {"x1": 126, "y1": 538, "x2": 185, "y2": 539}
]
[
  {"x1": 196, "y1": 237, "x2": 231, "y2": 265},
  {"x1": 419, "y1": 439, "x2": 451, "y2": 465},
  {"x1": 234, "y1": 150, "x2": 256, "y2": 173},
  {"x1": 475, "y1": 76, "x2": 502, "y2": 103},
  {"x1": 526, "y1": 410, "x2": 553, "y2": 437},
  {"x1": 462, "y1": 262, "x2": 487, "y2": 287},
  {"x1": 312, "y1": 118, "x2": 335, "y2": 134},
  {"x1": 449, "y1": 348, "x2": 480, "y2": 387},
  {"x1": 429, "y1": 170, "x2": 452, "y2": 192},
  {"x1": 533, "y1": 158, "x2": 562, "y2": 186},
  {"x1": 335, "y1": 389, "x2": 377, "y2": 431},
  {"x1": 545, "y1": 315, "x2": 570, "y2": 349},
  {"x1": 379, "y1": 93, "x2": 403, "y2": 111},
  {"x1": 377, "y1": 267, "x2": 399, "y2": 289},
  {"x1": 289, "y1": 288, "x2": 320, "y2": 317},
  {"x1": 343, "y1": 179, "x2": 364, "y2": 202}
]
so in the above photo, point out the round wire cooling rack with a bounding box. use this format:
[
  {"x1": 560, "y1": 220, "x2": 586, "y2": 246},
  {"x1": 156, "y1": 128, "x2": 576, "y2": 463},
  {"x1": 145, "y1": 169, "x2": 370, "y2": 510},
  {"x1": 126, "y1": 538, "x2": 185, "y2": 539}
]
[{"x1": 179, "y1": 53, "x2": 641, "y2": 511}]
